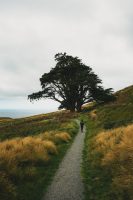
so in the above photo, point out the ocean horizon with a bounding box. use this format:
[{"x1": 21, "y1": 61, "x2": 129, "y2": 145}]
[{"x1": 0, "y1": 109, "x2": 58, "y2": 119}]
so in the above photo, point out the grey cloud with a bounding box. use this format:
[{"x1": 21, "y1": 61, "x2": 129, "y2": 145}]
[
  {"x1": 0, "y1": 0, "x2": 133, "y2": 109},
  {"x1": 0, "y1": 0, "x2": 93, "y2": 21}
]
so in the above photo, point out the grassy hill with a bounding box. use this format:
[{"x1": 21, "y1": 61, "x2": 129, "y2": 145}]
[
  {"x1": 0, "y1": 111, "x2": 79, "y2": 200},
  {"x1": 82, "y1": 85, "x2": 133, "y2": 200},
  {"x1": 1, "y1": 85, "x2": 133, "y2": 200},
  {"x1": 83, "y1": 85, "x2": 133, "y2": 129},
  {"x1": 98, "y1": 85, "x2": 133, "y2": 129}
]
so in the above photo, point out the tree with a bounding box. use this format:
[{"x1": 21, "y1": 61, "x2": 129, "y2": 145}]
[{"x1": 28, "y1": 53, "x2": 115, "y2": 112}]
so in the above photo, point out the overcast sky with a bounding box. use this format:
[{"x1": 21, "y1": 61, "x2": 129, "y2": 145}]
[{"x1": 0, "y1": 0, "x2": 133, "y2": 111}]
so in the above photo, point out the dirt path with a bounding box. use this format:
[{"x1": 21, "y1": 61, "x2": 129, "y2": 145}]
[{"x1": 42, "y1": 121, "x2": 85, "y2": 200}]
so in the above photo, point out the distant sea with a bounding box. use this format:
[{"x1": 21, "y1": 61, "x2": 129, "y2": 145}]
[{"x1": 0, "y1": 109, "x2": 55, "y2": 119}]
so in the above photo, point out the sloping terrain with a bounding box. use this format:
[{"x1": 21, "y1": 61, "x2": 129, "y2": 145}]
[
  {"x1": 83, "y1": 85, "x2": 133, "y2": 200},
  {"x1": 0, "y1": 111, "x2": 79, "y2": 200},
  {"x1": 84, "y1": 85, "x2": 133, "y2": 129}
]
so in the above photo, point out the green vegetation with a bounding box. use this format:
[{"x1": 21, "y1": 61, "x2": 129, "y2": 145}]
[
  {"x1": 0, "y1": 111, "x2": 77, "y2": 141},
  {"x1": 82, "y1": 85, "x2": 133, "y2": 200},
  {"x1": 0, "y1": 111, "x2": 79, "y2": 200},
  {"x1": 28, "y1": 52, "x2": 114, "y2": 112}
]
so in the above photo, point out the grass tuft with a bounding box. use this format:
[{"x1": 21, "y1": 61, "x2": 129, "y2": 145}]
[{"x1": 55, "y1": 132, "x2": 71, "y2": 143}]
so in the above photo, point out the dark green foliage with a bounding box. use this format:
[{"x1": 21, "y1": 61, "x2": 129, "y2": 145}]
[
  {"x1": 28, "y1": 53, "x2": 114, "y2": 112},
  {"x1": 90, "y1": 86, "x2": 116, "y2": 103},
  {"x1": 0, "y1": 172, "x2": 17, "y2": 200},
  {"x1": 104, "y1": 119, "x2": 133, "y2": 129},
  {"x1": 97, "y1": 103, "x2": 133, "y2": 129}
]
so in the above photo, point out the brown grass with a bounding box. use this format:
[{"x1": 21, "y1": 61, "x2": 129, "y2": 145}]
[
  {"x1": 0, "y1": 135, "x2": 59, "y2": 179},
  {"x1": 0, "y1": 134, "x2": 59, "y2": 198},
  {"x1": 40, "y1": 131, "x2": 72, "y2": 143},
  {"x1": 0, "y1": 130, "x2": 71, "y2": 181},
  {"x1": 55, "y1": 132, "x2": 71, "y2": 142},
  {"x1": 92, "y1": 124, "x2": 133, "y2": 198}
]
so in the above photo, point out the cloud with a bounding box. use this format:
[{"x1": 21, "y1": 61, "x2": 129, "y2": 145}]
[{"x1": 0, "y1": 0, "x2": 133, "y2": 109}]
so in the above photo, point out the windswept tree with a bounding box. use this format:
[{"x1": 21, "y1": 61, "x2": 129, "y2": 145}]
[{"x1": 28, "y1": 53, "x2": 115, "y2": 112}]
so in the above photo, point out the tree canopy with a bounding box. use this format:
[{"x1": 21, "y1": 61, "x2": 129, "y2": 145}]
[{"x1": 28, "y1": 53, "x2": 115, "y2": 112}]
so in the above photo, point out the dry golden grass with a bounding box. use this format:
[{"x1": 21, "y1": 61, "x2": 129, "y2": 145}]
[
  {"x1": 0, "y1": 130, "x2": 71, "y2": 178},
  {"x1": 40, "y1": 131, "x2": 71, "y2": 143},
  {"x1": 92, "y1": 124, "x2": 133, "y2": 198},
  {"x1": 0, "y1": 136, "x2": 58, "y2": 172},
  {"x1": 55, "y1": 132, "x2": 71, "y2": 142},
  {"x1": 40, "y1": 131, "x2": 55, "y2": 141},
  {"x1": 0, "y1": 135, "x2": 58, "y2": 199},
  {"x1": 42, "y1": 140, "x2": 58, "y2": 154},
  {"x1": 0, "y1": 134, "x2": 59, "y2": 198}
]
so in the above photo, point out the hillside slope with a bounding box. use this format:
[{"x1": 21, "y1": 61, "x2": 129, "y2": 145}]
[
  {"x1": 82, "y1": 84, "x2": 133, "y2": 200},
  {"x1": 115, "y1": 85, "x2": 133, "y2": 104},
  {"x1": 84, "y1": 84, "x2": 133, "y2": 129},
  {"x1": 0, "y1": 110, "x2": 79, "y2": 200}
]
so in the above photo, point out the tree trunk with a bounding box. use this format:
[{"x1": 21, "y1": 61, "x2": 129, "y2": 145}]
[
  {"x1": 76, "y1": 103, "x2": 82, "y2": 112},
  {"x1": 69, "y1": 107, "x2": 75, "y2": 112},
  {"x1": 77, "y1": 107, "x2": 82, "y2": 112}
]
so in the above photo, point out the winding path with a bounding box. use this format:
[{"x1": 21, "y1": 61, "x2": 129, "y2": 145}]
[{"x1": 43, "y1": 121, "x2": 85, "y2": 200}]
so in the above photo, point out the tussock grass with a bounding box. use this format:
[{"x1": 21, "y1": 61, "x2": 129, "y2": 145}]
[
  {"x1": 55, "y1": 132, "x2": 71, "y2": 142},
  {"x1": 0, "y1": 112, "x2": 78, "y2": 200},
  {"x1": 40, "y1": 131, "x2": 72, "y2": 143},
  {"x1": 0, "y1": 136, "x2": 57, "y2": 172},
  {"x1": 0, "y1": 136, "x2": 54, "y2": 199},
  {"x1": 88, "y1": 124, "x2": 133, "y2": 199},
  {"x1": 42, "y1": 140, "x2": 58, "y2": 154},
  {"x1": 82, "y1": 85, "x2": 133, "y2": 200},
  {"x1": 0, "y1": 134, "x2": 63, "y2": 199}
]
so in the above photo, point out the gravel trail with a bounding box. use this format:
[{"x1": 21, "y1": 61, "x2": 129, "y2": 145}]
[{"x1": 42, "y1": 121, "x2": 85, "y2": 200}]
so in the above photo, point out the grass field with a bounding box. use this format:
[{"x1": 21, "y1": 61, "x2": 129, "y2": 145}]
[
  {"x1": 82, "y1": 85, "x2": 133, "y2": 200},
  {"x1": 0, "y1": 111, "x2": 79, "y2": 200}
]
